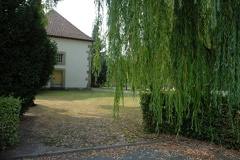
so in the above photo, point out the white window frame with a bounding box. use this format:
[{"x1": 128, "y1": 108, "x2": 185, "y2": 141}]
[{"x1": 56, "y1": 52, "x2": 65, "y2": 65}]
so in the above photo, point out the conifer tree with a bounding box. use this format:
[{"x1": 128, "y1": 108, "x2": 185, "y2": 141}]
[{"x1": 0, "y1": 0, "x2": 57, "y2": 114}]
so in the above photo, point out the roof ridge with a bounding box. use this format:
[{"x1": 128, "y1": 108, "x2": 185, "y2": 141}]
[
  {"x1": 51, "y1": 9, "x2": 92, "y2": 39},
  {"x1": 46, "y1": 9, "x2": 93, "y2": 42}
]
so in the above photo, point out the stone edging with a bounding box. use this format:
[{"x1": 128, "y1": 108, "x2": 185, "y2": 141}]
[{"x1": 4, "y1": 140, "x2": 163, "y2": 160}]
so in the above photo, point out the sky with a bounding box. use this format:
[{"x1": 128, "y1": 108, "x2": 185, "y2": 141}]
[{"x1": 54, "y1": 0, "x2": 96, "y2": 37}]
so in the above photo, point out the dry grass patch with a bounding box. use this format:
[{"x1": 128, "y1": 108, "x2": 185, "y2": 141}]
[
  {"x1": 26, "y1": 90, "x2": 147, "y2": 148},
  {"x1": 20, "y1": 90, "x2": 240, "y2": 160}
]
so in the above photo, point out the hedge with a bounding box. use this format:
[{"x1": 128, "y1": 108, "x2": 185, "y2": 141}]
[
  {"x1": 0, "y1": 96, "x2": 21, "y2": 150},
  {"x1": 140, "y1": 92, "x2": 240, "y2": 149}
]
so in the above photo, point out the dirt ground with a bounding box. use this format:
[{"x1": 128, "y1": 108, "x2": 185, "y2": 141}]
[
  {"x1": 1, "y1": 90, "x2": 240, "y2": 159},
  {"x1": 1, "y1": 114, "x2": 240, "y2": 160}
]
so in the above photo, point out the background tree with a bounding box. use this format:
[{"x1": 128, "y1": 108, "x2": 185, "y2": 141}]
[
  {"x1": 94, "y1": 0, "x2": 240, "y2": 147},
  {"x1": 91, "y1": 19, "x2": 107, "y2": 87},
  {"x1": 0, "y1": 0, "x2": 57, "y2": 114}
]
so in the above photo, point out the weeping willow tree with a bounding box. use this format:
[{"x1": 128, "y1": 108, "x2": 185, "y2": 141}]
[{"x1": 94, "y1": 0, "x2": 240, "y2": 145}]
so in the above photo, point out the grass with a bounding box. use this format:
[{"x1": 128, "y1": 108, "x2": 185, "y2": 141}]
[
  {"x1": 21, "y1": 90, "x2": 240, "y2": 159},
  {"x1": 26, "y1": 90, "x2": 148, "y2": 148}
]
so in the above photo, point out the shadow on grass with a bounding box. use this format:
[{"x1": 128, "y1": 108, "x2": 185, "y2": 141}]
[
  {"x1": 1, "y1": 101, "x2": 142, "y2": 158},
  {"x1": 36, "y1": 90, "x2": 116, "y2": 101},
  {"x1": 26, "y1": 103, "x2": 143, "y2": 148},
  {"x1": 37, "y1": 90, "x2": 137, "y2": 102},
  {"x1": 100, "y1": 105, "x2": 139, "y2": 110},
  {"x1": 2, "y1": 103, "x2": 240, "y2": 160}
]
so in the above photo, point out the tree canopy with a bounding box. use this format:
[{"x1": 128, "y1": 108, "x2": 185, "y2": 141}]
[
  {"x1": 94, "y1": 0, "x2": 240, "y2": 143},
  {"x1": 91, "y1": 18, "x2": 108, "y2": 87},
  {"x1": 0, "y1": 0, "x2": 57, "y2": 114}
]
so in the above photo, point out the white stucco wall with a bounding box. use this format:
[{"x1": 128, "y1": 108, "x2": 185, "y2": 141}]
[{"x1": 47, "y1": 37, "x2": 92, "y2": 89}]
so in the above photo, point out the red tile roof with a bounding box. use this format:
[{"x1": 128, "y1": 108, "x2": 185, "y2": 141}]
[{"x1": 46, "y1": 10, "x2": 93, "y2": 42}]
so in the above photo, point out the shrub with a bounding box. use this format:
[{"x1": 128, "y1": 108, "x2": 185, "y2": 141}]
[
  {"x1": 0, "y1": 0, "x2": 57, "y2": 115},
  {"x1": 140, "y1": 92, "x2": 155, "y2": 132},
  {"x1": 140, "y1": 92, "x2": 240, "y2": 149},
  {"x1": 0, "y1": 96, "x2": 21, "y2": 150}
]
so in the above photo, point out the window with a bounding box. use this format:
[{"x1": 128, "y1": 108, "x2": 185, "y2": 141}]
[
  {"x1": 56, "y1": 54, "x2": 63, "y2": 63},
  {"x1": 56, "y1": 52, "x2": 65, "y2": 65}
]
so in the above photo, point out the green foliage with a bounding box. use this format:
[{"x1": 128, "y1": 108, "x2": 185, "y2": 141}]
[
  {"x1": 140, "y1": 93, "x2": 156, "y2": 133},
  {"x1": 91, "y1": 53, "x2": 107, "y2": 87},
  {"x1": 0, "y1": 96, "x2": 21, "y2": 150},
  {"x1": 0, "y1": 0, "x2": 57, "y2": 114},
  {"x1": 44, "y1": 0, "x2": 61, "y2": 10},
  {"x1": 95, "y1": 0, "x2": 240, "y2": 148},
  {"x1": 91, "y1": 12, "x2": 108, "y2": 87},
  {"x1": 141, "y1": 93, "x2": 240, "y2": 149}
]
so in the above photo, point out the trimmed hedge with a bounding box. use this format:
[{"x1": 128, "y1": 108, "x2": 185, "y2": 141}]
[
  {"x1": 140, "y1": 93, "x2": 156, "y2": 133},
  {"x1": 140, "y1": 93, "x2": 240, "y2": 149},
  {"x1": 0, "y1": 96, "x2": 21, "y2": 150}
]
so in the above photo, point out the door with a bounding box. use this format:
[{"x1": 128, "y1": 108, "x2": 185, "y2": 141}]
[{"x1": 52, "y1": 70, "x2": 62, "y2": 87}]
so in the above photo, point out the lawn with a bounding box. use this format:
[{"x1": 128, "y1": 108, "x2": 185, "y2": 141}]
[
  {"x1": 20, "y1": 90, "x2": 240, "y2": 159},
  {"x1": 26, "y1": 90, "x2": 148, "y2": 148}
]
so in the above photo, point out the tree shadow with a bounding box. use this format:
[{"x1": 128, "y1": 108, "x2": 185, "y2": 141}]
[
  {"x1": 36, "y1": 90, "x2": 116, "y2": 101},
  {"x1": 1, "y1": 103, "x2": 239, "y2": 160}
]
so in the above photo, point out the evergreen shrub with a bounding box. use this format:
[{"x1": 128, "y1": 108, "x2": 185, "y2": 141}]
[
  {"x1": 0, "y1": 1, "x2": 57, "y2": 115},
  {"x1": 140, "y1": 92, "x2": 240, "y2": 149},
  {"x1": 140, "y1": 93, "x2": 155, "y2": 132},
  {"x1": 0, "y1": 96, "x2": 21, "y2": 150},
  {"x1": 140, "y1": 92, "x2": 176, "y2": 133}
]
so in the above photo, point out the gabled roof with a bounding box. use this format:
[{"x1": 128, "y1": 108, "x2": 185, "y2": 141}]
[{"x1": 45, "y1": 10, "x2": 93, "y2": 42}]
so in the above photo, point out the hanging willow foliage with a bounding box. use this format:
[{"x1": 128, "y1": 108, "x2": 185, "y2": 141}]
[{"x1": 94, "y1": 0, "x2": 240, "y2": 141}]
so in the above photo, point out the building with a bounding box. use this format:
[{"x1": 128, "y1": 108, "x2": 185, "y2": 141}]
[{"x1": 45, "y1": 10, "x2": 93, "y2": 89}]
